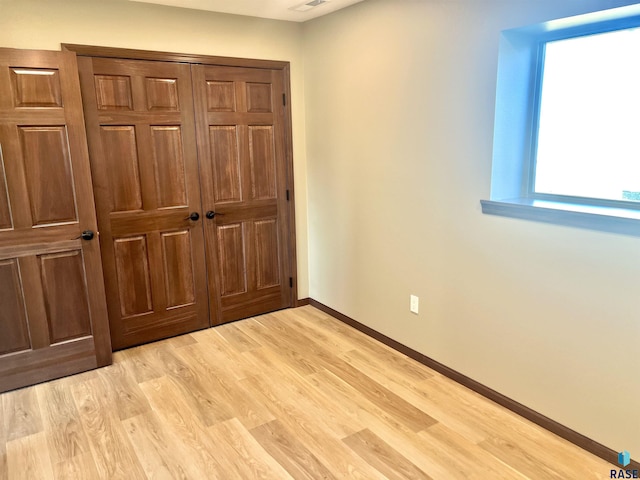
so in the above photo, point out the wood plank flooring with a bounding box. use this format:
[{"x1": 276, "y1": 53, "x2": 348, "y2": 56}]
[{"x1": 0, "y1": 306, "x2": 613, "y2": 479}]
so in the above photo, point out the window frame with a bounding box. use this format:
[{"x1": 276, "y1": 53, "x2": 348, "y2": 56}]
[{"x1": 481, "y1": 4, "x2": 640, "y2": 236}]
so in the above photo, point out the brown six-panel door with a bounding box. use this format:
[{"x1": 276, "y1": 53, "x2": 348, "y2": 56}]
[
  {"x1": 77, "y1": 57, "x2": 210, "y2": 349},
  {"x1": 192, "y1": 65, "x2": 292, "y2": 324},
  {"x1": 0, "y1": 48, "x2": 112, "y2": 392}
]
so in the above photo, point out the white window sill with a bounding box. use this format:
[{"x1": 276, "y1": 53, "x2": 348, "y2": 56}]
[{"x1": 480, "y1": 198, "x2": 640, "y2": 236}]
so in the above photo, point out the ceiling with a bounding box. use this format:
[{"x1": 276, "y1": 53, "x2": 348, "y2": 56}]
[{"x1": 127, "y1": 0, "x2": 366, "y2": 22}]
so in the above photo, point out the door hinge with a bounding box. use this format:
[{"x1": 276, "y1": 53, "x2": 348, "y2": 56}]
[
  {"x1": 289, "y1": 277, "x2": 293, "y2": 288},
  {"x1": 283, "y1": 93, "x2": 286, "y2": 106},
  {"x1": 286, "y1": 189, "x2": 290, "y2": 201}
]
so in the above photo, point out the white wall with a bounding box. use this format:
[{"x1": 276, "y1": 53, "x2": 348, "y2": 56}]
[
  {"x1": 0, "y1": 0, "x2": 310, "y2": 297},
  {"x1": 303, "y1": 0, "x2": 640, "y2": 456}
]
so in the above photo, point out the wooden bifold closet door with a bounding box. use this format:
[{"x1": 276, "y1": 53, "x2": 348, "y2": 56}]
[
  {"x1": 192, "y1": 65, "x2": 292, "y2": 325},
  {"x1": 77, "y1": 57, "x2": 209, "y2": 350},
  {"x1": 0, "y1": 48, "x2": 112, "y2": 392},
  {"x1": 76, "y1": 53, "x2": 295, "y2": 349}
]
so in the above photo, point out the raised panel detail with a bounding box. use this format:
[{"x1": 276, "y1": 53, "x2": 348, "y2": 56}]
[
  {"x1": 0, "y1": 146, "x2": 12, "y2": 230},
  {"x1": 217, "y1": 223, "x2": 247, "y2": 296},
  {"x1": 151, "y1": 126, "x2": 187, "y2": 208},
  {"x1": 209, "y1": 126, "x2": 241, "y2": 203},
  {"x1": 146, "y1": 78, "x2": 179, "y2": 111},
  {"x1": 20, "y1": 126, "x2": 78, "y2": 225},
  {"x1": 0, "y1": 259, "x2": 30, "y2": 355},
  {"x1": 248, "y1": 126, "x2": 276, "y2": 200},
  {"x1": 94, "y1": 75, "x2": 133, "y2": 110},
  {"x1": 101, "y1": 126, "x2": 143, "y2": 212},
  {"x1": 40, "y1": 251, "x2": 92, "y2": 344},
  {"x1": 162, "y1": 230, "x2": 195, "y2": 308},
  {"x1": 255, "y1": 219, "x2": 280, "y2": 289},
  {"x1": 114, "y1": 236, "x2": 153, "y2": 317},
  {"x1": 246, "y1": 82, "x2": 273, "y2": 113},
  {"x1": 206, "y1": 81, "x2": 236, "y2": 112},
  {"x1": 10, "y1": 68, "x2": 62, "y2": 107}
]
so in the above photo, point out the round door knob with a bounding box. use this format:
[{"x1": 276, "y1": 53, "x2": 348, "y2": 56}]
[
  {"x1": 206, "y1": 211, "x2": 216, "y2": 219},
  {"x1": 80, "y1": 230, "x2": 95, "y2": 241},
  {"x1": 188, "y1": 212, "x2": 200, "y2": 221}
]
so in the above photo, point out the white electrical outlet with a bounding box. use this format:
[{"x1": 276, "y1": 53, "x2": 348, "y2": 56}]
[{"x1": 410, "y1": 295, "x2": 419, "y2": 314}]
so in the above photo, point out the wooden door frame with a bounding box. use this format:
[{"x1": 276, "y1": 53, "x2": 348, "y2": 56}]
[{"x1": 62, "y1": 44, "x2": 299, "y2": 308}]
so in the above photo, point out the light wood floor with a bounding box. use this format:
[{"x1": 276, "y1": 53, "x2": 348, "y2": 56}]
[{"x1": 1, "y1": 306, "x2": 611, "y2": 479}]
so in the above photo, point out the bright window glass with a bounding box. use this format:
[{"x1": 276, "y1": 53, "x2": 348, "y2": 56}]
[{"x1": 534, "y1": 27, "x2": 640, "y2": 202}]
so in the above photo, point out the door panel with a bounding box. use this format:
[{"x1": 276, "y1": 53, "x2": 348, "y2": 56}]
[
  {"x1": 217, "y1": 223, "x2": 247, "y2": 297},
  {"x1": 0, "y1": 144, "x2": 13, "y2": 229},
  {"x1": 0, "y1": 48, "x2": 112, "y2": 393},
  {"x1": 255, "y1": 218, "x2": 280, "y2": 289},
  {"x1": 209, "y1": 126, "x2": 242, "y2": 203},
  {"x1": 78, "y1": 57, "x2": 210, "y2": 349},
  {"x1": 100, "y1": 126, "x2": 143, "y2": 211},
  {"x1": 94, "y1": 75, "x2": 133, "y2": 110},
  {"x1": 0, "y1": 259, "x2": 30, "y2": 355},
  {"x1": 146, "y1": 78, "x2": 179, "y2": 111},
  {"x1": 40, "y1": 250, "x2": 92, "y2": 343},
  {"x1": 246, "y1": 82, "x2": 273, "y2": 113},
  {"x1": 10, "y1": 67, "x2": 63, "y2": 107},
  {"x1": 113, "y1": 235, "x2": 153, "y2": 317},
  {"x1": 193, "y1": 65, "x2": 292, "y2": 324},
  {"x1": 150, "y1": 126, "x2": 187, "y2": 208},
  {"x1": 206, "y1": 81, "x2": 236, "y2": 111},
  {"x1": 161, "y1": 230, "x2": 196, "y2": 308},
  {"x1": 248, "y1": 125, "x2": 277, "y2": 200},
  {"x1": 20, "y1": 126, "x2": 78, "y2": 225}
]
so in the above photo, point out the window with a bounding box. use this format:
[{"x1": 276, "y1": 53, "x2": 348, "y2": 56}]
[
  {"x1": 481, "y1": 4, "x2": 640, "y2": 236},
  {"x1": 535, "y1": 28, "x2": 640, "y2": 202}
]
